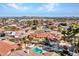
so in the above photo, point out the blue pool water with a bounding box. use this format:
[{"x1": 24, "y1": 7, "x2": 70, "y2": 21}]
[{"x1": 32, "y1": 47, "x2": 42, "y2": 54}]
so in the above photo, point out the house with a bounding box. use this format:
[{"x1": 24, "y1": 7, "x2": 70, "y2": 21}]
[
  {"x1": 4, "y1": 31, "x2": 16, "y2": 37},
  {"x1": 29, "y1": 32, "x2": 51, "y2": 38},
  {"x1": 0, "y1": 40, "x2": 19, "y2": 56},
  {"x1": 29, "y1": 32, "x2": 63, "y2": 41}
]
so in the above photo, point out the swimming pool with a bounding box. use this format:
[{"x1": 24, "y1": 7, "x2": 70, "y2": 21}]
[{"x1": 32, "y1": 47, "x2": 42, "y2": 54}]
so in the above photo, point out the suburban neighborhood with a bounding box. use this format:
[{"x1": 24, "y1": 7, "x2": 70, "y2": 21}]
[{"x1": 0, "y1": 16, "x2": 79, "y2": 56}]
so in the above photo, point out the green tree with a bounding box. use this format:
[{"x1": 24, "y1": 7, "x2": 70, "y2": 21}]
[
  {"x1": 2, "y1": 18, "x2": 7, "y2": 25},
  {"x1": 27, "y1": 20, "x2": 32, "y2": 27},
  {"x1": 61, "y1": 24, "x2": 79, "y2": 46},
  {"x1": 33, "y1": 20, "x2": 38, "y2": 25}
]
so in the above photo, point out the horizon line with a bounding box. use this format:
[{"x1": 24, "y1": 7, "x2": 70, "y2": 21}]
[{"x1": 0, "y1": 16, "x2": 79, "y2": 18}]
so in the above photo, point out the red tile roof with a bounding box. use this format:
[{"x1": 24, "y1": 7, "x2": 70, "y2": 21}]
[
  {"x1": 0, "y1": 28, "x2": 5, "y2": 31},
  {"x1": 30, "y1": 32, "x2": 55, "y2": 38},
  {"x1": 0, "y1": 41, "x2": 18, "y2": 56},
  {"x1": 29, "y1": 32, "x2": 51, "y2": 38},
  {"x1": 29, "y1": 32, "x2": 62, "y2": 40}
]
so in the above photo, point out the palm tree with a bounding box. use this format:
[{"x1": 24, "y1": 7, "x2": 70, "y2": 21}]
[
  {"x1": 22, "y1": 37, "x2": 27, "y2": 48},
  {"x1": 27, "y1": 35, "x2": 33, "y2": 43},
  {"x1": 21, "y1": 36, "x2": 30, "y2": 48},
  {"x1": 77, "y1": 38, "x2": 79, "y2": 47}
]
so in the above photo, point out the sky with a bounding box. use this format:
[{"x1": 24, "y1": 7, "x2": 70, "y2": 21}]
[{"x1": 0, "y1": 3, "x2": 79, "y2": 17}]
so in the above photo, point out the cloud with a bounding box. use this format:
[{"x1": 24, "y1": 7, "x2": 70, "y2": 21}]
[
  {"x1": 7, "y1": 3, "x2": 28, "y2": 10},
  {"x1": 38, "y1": 3, "x2": 59, "y2": 12},
  {"x1": 68, "y1": 10, "x2": 79, "y2": 14}
]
